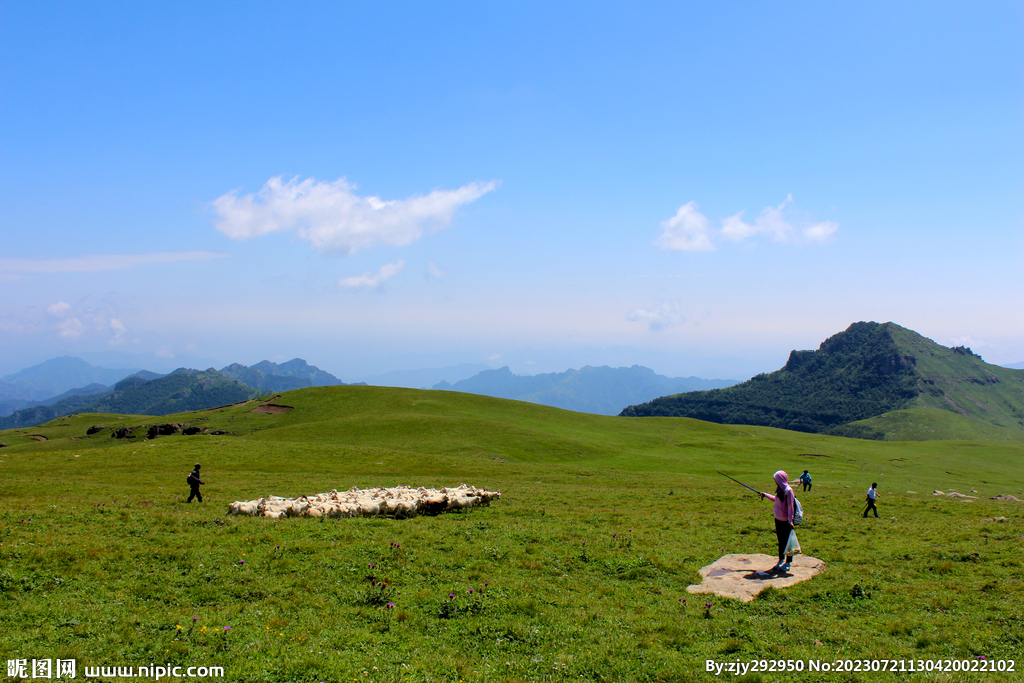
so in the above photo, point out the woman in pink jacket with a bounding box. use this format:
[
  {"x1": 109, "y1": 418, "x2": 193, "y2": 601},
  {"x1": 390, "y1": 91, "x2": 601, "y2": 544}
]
[{"x1": 760, "y1": 470, "x2": 796, "y2": 572}]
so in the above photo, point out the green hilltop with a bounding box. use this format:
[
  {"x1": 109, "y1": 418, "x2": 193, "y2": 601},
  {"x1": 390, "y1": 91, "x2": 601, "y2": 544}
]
[{"x1": 621, "y1": 322, "x2": 1024, "y2": 441}]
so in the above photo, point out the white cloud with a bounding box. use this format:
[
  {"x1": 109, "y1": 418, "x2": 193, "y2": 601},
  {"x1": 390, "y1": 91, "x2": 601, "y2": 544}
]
[
  {"x1": 47, "y1": 301, "x2": 71, "y2": 316},
  {"x1": 658, "y1": 195, "x2": 838, "y2": 251},
  {"x1": 109, "y1": 318, "x2": 127, "y2": 345},
  {"x1": 58, "y1": 318, "x2": 84, "y2": 339},
  {"x1": 427, "y1": 261, "x2": 446, "y2": 280},
  {"x1": 212, "y1": 176, "x2": 499, "y2": 255},
  {"x1": 339, "y1": 260, "x2": 406, "y2": 289},
  {"x1": 0, "y1": 251, "x2": 227, "y2": 274},
  {"x1": 626, "y1": 302, "x2": 686, "y2": 332},
  {"x1": 801, "y1": 220, "x2": 838, "y2": 243},
  {"x1": 950, "y1": 336, "x2": 988, "y2": 350},
  {"x1": 654, "y1": 202, "x2": 714, "y2": 251}
]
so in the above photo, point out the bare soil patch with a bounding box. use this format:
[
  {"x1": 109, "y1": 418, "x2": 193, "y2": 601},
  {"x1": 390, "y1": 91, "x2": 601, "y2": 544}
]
[
  {"x1": 687, "y1": 553, "x2": 826, "y2": 602},
  {"x1": 251, "y1": 403, "x2": 294, "y2": 414}
]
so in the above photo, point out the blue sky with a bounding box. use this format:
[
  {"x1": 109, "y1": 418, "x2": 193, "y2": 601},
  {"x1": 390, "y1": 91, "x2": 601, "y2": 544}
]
[{"x1": 2, "y1": 1, "x2": 1021, "y2": 381}]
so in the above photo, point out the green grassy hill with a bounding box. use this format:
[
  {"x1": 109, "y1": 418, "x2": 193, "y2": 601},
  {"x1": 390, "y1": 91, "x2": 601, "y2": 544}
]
[
  {"x1": 623, "y1": 322, "x2": 1024, "y2": 441},
  {"x1": 1, "y1": 386, "x2": 1022, "y2": 682}
]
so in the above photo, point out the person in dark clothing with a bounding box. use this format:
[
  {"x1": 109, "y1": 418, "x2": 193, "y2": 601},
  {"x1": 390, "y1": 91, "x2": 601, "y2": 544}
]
[
  {"x1": 187, "y1": 463, "x2": 204, "y2": 503},
  {"x1": 863, "y1": 482, "x2": 879, "y2": 518},
  {"x1": 799, "y1": 470, "x2": 812, "y2": 492}
]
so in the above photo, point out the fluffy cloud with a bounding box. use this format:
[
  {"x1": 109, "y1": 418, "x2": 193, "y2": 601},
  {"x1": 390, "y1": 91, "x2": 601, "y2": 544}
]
[
  {"x1": 58, "y1": 318, "x2": 84, "y2": 339},
  {"x1": 339, "y1": 260, "x2": 406, "y2": 289},
  {"x1": 658, "y1": 196, "x2": 837, "y2": 251},
  {"x1": 109, "y1": 318, "x2": 128, "y2": 345},
  {"x1": 46, "y1": 301, "x2": 71, "y2": 316},
  {"x1": 0, "y1": 252, "x2": 227, "y2": 274},
  {"x1": 212, "y1": 176, "x2": 498, "y2": 255},
  {"x1": 950, "y1": 335, "x2": 988, "y2": 350},
  {"x1": 721, "y1": 196, "x2": 837, "y2": 244},
  {"x1": 626, "y1": 302, "x2": 686, "y2": 332},
  {"x1": 654, "y1": 202, "x2": 714, "y2": 251},
  {"x1": 31, "y1": 299, "x2": 132, "y2": 344}
]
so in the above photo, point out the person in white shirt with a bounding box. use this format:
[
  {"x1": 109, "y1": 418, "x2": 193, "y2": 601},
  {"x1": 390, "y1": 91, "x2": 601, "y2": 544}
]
[{"x1": 863, "y1": 483, "x2": 879, "y2": 518}]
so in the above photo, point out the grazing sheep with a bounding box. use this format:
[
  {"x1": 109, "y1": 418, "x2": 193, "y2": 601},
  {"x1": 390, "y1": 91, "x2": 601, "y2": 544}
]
[{"x1": 225, "y1": 484, "x2": 501, "y2": 520}]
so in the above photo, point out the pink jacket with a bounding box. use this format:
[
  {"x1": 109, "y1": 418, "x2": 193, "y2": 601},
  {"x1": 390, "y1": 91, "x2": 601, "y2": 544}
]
[{"x1": 763, "y1": 470, "x2": 795, "y2": 523}]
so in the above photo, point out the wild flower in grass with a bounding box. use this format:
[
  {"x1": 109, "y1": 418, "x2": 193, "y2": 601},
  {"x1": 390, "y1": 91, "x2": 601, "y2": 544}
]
[
  {"x1": 449, "y1": 593, "x2": 455, "y2": 599},
  {"x1": 192, "y1": 616, "x2": 198, "y2": 623},
  {"x1": 703, "y1": 602, "x2": 714, "y2": 619},
  {"x1": 468, "y1": 589, "x2": 474, "y2": 594},
  {"x1": 200, "y1": 627, "x2": 207, "y2": 634},
  {"x1": 223, "y1": 626, "x2": 231, "y2": 632},
  {"x1": 386, "y1": 602, "x2": 395, "y2": 609}
]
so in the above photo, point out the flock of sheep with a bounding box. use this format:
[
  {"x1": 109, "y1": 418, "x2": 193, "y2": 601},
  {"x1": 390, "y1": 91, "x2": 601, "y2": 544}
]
[{"x1": 227, "y1": 484, "x2": 501, "y2": 519}]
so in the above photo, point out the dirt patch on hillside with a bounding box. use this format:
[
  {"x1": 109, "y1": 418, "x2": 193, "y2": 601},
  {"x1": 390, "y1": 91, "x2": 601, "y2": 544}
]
[
  {"x1": 28, "y1": 435, "x2": 48, "y2": 441},
  {"x1": 251, "y1": 403, "x2": 294, "y2": 414}
]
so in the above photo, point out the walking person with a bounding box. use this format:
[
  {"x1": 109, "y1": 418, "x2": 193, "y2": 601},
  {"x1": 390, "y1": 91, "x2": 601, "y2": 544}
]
[
  {"x1": 863, "y1": 483, "x2": 879, "y2": 518},
  {"x1": 799, "y1": 470, "x2": 812, "y2": 492},
  {"x1": 759, "y1": 470, "x2": 796, "y2": 572},
  {"x1": 187, "y1": 463, "x2": 204, "y2": 503}
]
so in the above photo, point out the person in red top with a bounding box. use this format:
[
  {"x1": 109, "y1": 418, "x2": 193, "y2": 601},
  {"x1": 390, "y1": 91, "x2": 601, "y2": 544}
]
[{"x1": 760, "y1": 470, "x2": 796, "y2": 572}]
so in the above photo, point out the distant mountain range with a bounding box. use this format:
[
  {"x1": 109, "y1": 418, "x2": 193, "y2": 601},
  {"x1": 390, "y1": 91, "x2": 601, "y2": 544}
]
[
  {"x1": 433, "y1": 365, "x2": 738, "y2": 415},
  {"x1": 0, "y1": 358, "x2": 352, "y2": 429},
  {"x1": 356, "y1": 363, "x2": 493, "y2": 389},
  {"x1": 622, "y1": 321, "x2": 1024, "y2": 441},
  {"x1": 0, "y1": 357, "x2": 146, "y2": 414}
]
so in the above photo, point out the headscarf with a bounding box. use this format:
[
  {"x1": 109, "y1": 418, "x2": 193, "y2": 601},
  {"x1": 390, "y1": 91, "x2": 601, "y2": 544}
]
[{"x1": 774, "y1": 470, "x2": 789, "y2": 496}]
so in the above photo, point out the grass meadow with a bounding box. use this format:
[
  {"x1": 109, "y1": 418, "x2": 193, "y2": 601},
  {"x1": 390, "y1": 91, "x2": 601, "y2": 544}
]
[{"x1": 1, "y1": 386, "x2": 1022, "y2": 682}]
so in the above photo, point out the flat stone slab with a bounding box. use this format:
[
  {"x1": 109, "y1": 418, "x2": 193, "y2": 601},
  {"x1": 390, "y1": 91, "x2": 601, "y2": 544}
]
[{"x1": 687, "y1": 553, "x2": 825, "y2": 602}]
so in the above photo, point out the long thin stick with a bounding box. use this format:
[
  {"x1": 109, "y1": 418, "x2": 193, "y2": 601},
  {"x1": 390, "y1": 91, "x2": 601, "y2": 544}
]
[{"x1": 717, "y1": 471, "x2": 761, "y2": 496}]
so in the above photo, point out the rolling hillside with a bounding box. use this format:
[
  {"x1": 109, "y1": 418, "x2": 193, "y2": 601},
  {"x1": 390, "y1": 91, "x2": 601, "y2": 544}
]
[
  {"x1": 621, "y1": 322, "x2": 1024, "y2": 441},
  {"x1": 1, "y1": 386, "x2": 1022, "y2": 681}
]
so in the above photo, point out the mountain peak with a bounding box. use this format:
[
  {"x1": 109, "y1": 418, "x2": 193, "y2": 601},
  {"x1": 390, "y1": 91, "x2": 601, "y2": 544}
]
[{"x1": 622, "y1": 321, "x2": 1024, "y2": 441}]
